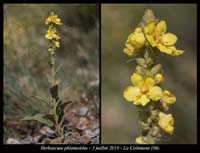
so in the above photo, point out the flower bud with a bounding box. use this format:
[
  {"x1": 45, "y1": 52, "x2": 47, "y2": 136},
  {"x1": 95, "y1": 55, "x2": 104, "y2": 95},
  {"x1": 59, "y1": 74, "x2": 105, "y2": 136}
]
[
  {"x1": 154, "y1": 73, "x2": 164, "y2": 84},
  {"x1": 136, "y1": 58, "x2": 145, "y2": 66},
  {"x1": 151, "y1": 64, "x2": 162, "y2": 75}
]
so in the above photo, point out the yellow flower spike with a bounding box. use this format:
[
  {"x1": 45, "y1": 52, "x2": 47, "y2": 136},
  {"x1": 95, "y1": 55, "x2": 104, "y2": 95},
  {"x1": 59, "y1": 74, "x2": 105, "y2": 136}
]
[
  {"x1": 45, "y1": 12, "x2": 62, "y2": 51},
  {"x1": 144, "y1": 20, "x2": 185, "y2": 56},
  {"x1": 158, "y1": 112, "x2": 174, "y2": 135},
  {"x1": 154, "y1": 73, "x2": 164, "y2": 84},
  {"x1": 123, "y1": 27, "x2": 145, "y2": 57},
  {"x1": 161, "y1": 90, "x2": 176, "y2": 105}
]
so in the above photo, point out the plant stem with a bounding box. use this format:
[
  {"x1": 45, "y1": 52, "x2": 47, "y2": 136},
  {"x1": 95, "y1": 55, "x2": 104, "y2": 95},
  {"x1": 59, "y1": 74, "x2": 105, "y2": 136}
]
[{"x1": 50, "y1": 49, "x2": 63, "y2": 138}]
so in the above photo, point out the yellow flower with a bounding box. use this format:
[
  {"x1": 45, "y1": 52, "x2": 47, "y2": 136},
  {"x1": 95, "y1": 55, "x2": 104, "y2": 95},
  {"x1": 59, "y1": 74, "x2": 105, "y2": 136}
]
[
  {"x1": 144, "y1": 20, "x2": 184, "y2": 56},
  {"x1": 123, "y1": 73, "x2": 163, "y2": 106},
  {"x1": 158, "y1": 112, "x2": 174, "y2": 135},
  {"x1": 135, "y1": 136, "x2": 154, "y2": 144},
  {"x1": 55, "y1": 41, "x2": 60, "y2": 48},
  {"x1": 45, "y1": 13, "x2": 62, "y2": 25},
  {"x1": 45, "y1": 28, "x2": 60, "y2": 40},
  {"x1": 123, "y1": 27, "x2": 146, "y2": 57},
  {"x1": 135, "y1": 136, "x2": 144, "y2": 144},
  {"x1": 161, "y1": 90, "x2": 176, "y2": 105},
  {"x1": 154, "y1": 73, "x2": 164, "y2": 84}
]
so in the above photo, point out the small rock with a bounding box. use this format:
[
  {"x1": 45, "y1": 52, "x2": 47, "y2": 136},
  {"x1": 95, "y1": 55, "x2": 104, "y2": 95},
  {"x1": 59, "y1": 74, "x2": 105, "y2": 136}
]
[
  {"x1": 91, "y1": 136, "x2": 99, "y2": 144},
  {"x1": 33, "y1": 135, "x2": 41, "y2": 143},
  {"x1": 19, "y1": 136, "x2": 35, "y2": 144},
  {"x1": 6, "y1": 138, "x2": 20, "y2": 144},
  {"x1": 64, "y1": 132, "x2": 81, "y2": 144},
  {"x1": 76, "y1": 117, "x2": 90, "y2": 130},
  {"x1": 77, "y1": 107, "x2": 88, "y2": 116},
  {"x1": 84, "y1": 130, "x2": 96, "y2": 138},
  {"x1": 80, "y1": 135, "x2": 91, "y2": 144},
  {"x1": 94, "y1": 128, "x2": 99, "y2": 135},
  {"x1": 39, "y1": 126, "x2": 54, "y2": 136}
]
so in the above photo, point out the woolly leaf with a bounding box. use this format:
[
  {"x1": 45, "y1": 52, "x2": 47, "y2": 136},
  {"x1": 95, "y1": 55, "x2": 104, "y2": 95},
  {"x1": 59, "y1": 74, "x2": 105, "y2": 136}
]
[{"x1": 21, "y1": 113, "x2": 53, "y2": 127}]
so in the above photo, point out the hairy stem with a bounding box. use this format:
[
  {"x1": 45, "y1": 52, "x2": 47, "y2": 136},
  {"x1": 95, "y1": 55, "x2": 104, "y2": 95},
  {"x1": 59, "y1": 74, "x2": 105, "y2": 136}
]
[{"x1": 50, "y1": 49, "x2": 63, "y2": 138}]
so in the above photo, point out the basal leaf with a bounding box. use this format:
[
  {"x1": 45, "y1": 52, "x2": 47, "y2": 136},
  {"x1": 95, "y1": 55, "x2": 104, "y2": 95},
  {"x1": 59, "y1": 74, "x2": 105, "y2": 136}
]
[
  {"x1": 31, "y1": 96, "x2": 49, "y2": 105},
  {"x1": 61, "y1": 101, "x2": 72, "y2": 110},
  {"x1": 43, "y1": 114, "x2": 55, "y2": 123},
  {"x1": 21, "y1": 113, "x2": 53, "y2": 127}
]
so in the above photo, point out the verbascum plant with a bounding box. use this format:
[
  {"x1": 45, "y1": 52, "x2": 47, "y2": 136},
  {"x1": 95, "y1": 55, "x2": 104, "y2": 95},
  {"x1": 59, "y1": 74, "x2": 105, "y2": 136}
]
[
  {"x1": 123, "y1": 9, "x2": 184, "y2": 144},
  {"x1": 22, "y1": 12, "x2": 71, "y2": 144}
]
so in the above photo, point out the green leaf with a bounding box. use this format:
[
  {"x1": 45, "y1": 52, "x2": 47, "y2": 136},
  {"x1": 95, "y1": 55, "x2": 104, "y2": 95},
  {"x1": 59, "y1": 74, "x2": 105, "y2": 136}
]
[
  {"x1": 56, "y1": 97, "x2": 64, "y2": 124},
  {"x1": 55, "y1": 64, "x2": 62, "y2": 76},
  {"x1": 21, "y1": 113, "x2": 53, "y2": 127},
  {"x1": 61, "y1": 101, "x2": 72, "y2": 110},
  {"x1": 50, "y1": 84, "x2": 58, "y2": 98},
  {"x1": 43, "y1": 114, "x2": 55, "y2": 123},
  {"x1": 31, "y1": 96, "x2": 49, "y2": 105},
  {"x1": 55, "y1": 97, "x2": 63, "y2": 124},
  {"x1": 126, "y1": 58, "x2": 136, "y2": 63}
]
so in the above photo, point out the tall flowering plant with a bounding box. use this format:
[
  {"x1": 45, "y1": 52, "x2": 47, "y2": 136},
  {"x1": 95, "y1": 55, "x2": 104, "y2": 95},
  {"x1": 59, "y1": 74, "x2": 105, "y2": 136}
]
[
  {"x1": 22, "y1": 12, "x2": 70, "y2": 143},
  {"x1": 123, "y1": 9, "x2": 184, "y2": 144}
]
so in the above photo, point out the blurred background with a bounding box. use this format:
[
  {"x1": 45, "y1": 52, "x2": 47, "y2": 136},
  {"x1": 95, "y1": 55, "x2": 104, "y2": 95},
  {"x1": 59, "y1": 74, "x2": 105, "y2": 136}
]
[
  {"x1": 102, "y1": 4, "x2": 197, "y2": 144},
  {"x1": 3, "y1": 4, "x2": 99, "y2": 143}
]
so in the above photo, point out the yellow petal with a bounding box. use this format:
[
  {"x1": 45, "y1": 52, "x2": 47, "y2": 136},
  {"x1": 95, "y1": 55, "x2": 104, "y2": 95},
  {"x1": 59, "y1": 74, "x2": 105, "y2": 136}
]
[
  {"x1": 146, "y1": 34, "x2": 156, "y2": 47},
  {"x1": 131, "y1": 73, "x2": 144, "y2": 87},
  {"x1": 165, "y1": 126, "x2": 174, "y2": 135},
  {"x1": 144, "y1": 77, "x2": 155, "y2": 88},
  {"x1": 55, "y1": 41, "x2": 60, "y2": 48},
  {"x1": 123, "y1": 44, "x2": 136, "y2": 56},
  {"x1": 130, "y1": 33, "x2": 146, "y2": 48},
  {"x1": 144, "y1": 21, "x2": 156, "y2": 34},
  {"x1": 167, "y1": 46, "x2": 184, "y2": 56},
  {"x1": 157, "y1": 43, "x2": 173, "y2": 54},
  {"x1": 161, "y1": 33, "x2": 177, "y2": 46},
  {"x1": 148, "y1": 86, "x2": 163, "y2": 101},
  {"x1": 134, "y1": 27, "x2": 143, "y2": 33},
  {"x1": 45, "y1": 34, "x2": 51, "y2": 39},
  {"x1": 171, "y1": 49, "x2": 184, "y2": 56},
  {"x1": 134, "y1": 94, "x2": 150, "y2": 106},
  {"x1": 126, "y1": 33, "x2": 134, "y2": 44},
  {"x1": 155, "y1": 20, "x2": 167, "y2": 37},
  {"x1": 158, "y1": 112, "x2": 174, "y2": 135},
  {"x1": 123, "y1": 86, "x2": 141, "y2": 102},
  {"x1": 162, "y1": 90, "x2": 176, "y2": 105},
  {"x1": 135, "y1": 136, "x2": 143, "y2": 144}
]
